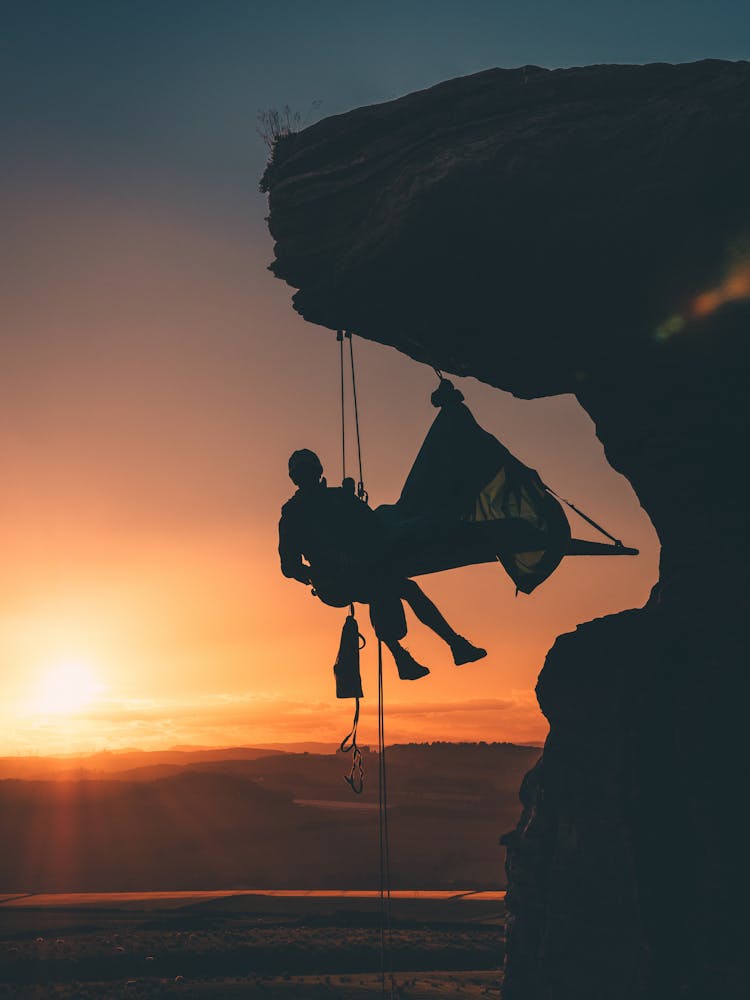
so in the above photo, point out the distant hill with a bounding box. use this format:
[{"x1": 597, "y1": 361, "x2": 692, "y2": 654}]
[
  {"x1": 255, "y1": 741, "x2": 339, "y2": 754},
  {"x1": 0, "y1": 745, "x2": 284, "y2": 781},
  {"x1": 0, "y1": 743, "x2": 540, "y2": 892}
]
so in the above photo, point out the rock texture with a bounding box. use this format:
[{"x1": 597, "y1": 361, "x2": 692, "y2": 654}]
[{"x1": 263, "y1": 61, "x2": 750, "y2": 999}]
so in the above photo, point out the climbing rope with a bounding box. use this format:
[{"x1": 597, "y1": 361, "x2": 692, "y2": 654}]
[
  {"x1": 348, "y1": 333, "x2": 367, "y2": 502},
  {"x1": 337, "y1": 631, "x2": 395, "y2": 988},
  {"x1": 335, "y1": 331, "x2": 369, "y2": 800},
  {"x1": 336, "y1": 330, "x2": 368, "y2": 501},
  {"x1": 334, "y1": 334, "x2": 404, "y2": 995},
  {"x1": 377, "y1": 638, "x2": 396, "y2": 999},
  {"x1": 545, "y1": 486, "x2": 624, "y2": 548},
  {"x1": 337, "y1": 331, "x2": 347, "y2": 482}
]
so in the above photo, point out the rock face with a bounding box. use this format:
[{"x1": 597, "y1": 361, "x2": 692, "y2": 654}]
[{"x1": 263, "y1": 61, "x2": 750, "y2": 999}]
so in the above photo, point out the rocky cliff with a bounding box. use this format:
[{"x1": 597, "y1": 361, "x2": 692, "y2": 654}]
[{"x1": 262, "y1": 61, "x2": 750, "y2": 999}]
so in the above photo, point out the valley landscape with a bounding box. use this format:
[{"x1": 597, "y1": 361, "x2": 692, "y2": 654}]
[
  {"x1": 0, "y1": 742, "x2": 532, "y2": 996},
  {"x1": 0, "y1": 742, "x2": 538, "y2": 891}
]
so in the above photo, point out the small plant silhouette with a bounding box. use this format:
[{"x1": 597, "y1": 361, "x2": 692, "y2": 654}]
[{"x1": 256, "y1": 101, "x2": 322, "y2": 151}]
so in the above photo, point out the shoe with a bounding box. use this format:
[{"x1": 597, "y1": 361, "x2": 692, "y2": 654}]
[
  {"x1": 393, "y1": 648, "x2": 431, "y2": 681},
  {"x1": 450, "y1": 636, "x2": 487, "y2": 666}
]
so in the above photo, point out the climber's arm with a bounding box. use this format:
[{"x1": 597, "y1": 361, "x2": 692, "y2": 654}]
[{"x1": 278, "y1": 508, "x2": 311, "y2": 584}]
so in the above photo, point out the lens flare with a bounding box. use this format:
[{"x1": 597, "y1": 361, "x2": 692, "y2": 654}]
[
  {"x1": 691, "y1": 262, "x2": 750, "y2": 319},
  {"x1": 655, "y1": 257, "x2": 750, "y2": 341}
]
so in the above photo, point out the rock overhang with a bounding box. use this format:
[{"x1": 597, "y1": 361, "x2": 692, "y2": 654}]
[{"x1": 262, "y1": 59, "x2": 750, "y2": 399}]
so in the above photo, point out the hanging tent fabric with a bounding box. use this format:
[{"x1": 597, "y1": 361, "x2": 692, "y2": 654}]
[{"x1": 375, "y1": 380, "x2": 630, "y2": 594}]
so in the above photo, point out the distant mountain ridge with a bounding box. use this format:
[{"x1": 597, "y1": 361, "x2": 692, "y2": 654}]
[
  {"x1": 0, "y1": 745, "x2": 284, "y2": 781},
  {"x1": 0, "y1": 743, "x2": 540, "y2": 891}
]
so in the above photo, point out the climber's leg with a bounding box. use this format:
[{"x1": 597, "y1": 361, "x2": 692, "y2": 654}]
[
  {"x1": 398, "y1": 578, "x2": 458, "y2": 643},
  {"x1": 369, "y1": 593, "x2": 429, "y2": 681},
  {"x1": 368, "y1": 593, "x2": 406, "y2": 642},
  {"x1": 399, "y1": 578, "x2": 487, "y2": 666}
]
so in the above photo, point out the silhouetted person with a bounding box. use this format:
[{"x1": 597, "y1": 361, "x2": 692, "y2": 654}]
[{"x1": 279, "y1": 449, "x2": 487, "y2": 680}]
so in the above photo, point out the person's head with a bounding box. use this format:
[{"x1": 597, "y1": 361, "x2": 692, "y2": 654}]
[{"x1": 288, "y1": 449, "x2": 323, "y2": 488}]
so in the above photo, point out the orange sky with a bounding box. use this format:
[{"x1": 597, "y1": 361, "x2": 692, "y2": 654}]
[
  {"x1": 17, "y1": 1, "x2": 741, "y2": 754},
  {"x1": 0, "y1": 184, "x2": 659, "y2": 755}
]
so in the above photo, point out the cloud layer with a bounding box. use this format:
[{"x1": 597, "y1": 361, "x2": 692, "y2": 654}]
[{"x1": 5, "y1": 688, "x2": 546, "y2": 755}]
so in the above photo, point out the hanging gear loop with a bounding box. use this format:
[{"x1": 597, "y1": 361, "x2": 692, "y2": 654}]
[
  {"x1": 340, "y1": 697, "x2": 364, "y2": 794},
  {"x1": 336, "y1": 606, "x2": 366, "y2": 793}
]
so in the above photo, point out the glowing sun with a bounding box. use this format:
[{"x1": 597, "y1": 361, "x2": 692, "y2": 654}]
[{"x1": 30, "y1": 659, "x2": 105, "y2": 716}]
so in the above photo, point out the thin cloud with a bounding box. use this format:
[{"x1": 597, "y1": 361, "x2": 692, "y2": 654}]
[{"x1": 6, "y1": 688, "x2": 545, "y2": 755}]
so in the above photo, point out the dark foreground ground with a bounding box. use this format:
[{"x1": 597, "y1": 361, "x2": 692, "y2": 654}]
[{"x1": 0, "y1": 892, "x2": 505, "y2": 998}]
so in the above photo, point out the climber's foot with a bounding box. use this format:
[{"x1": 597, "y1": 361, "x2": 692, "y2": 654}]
[
  {"x1": 450, "y1": 636, "x2": 487, "y2": 666},
  {"x1": 394, "y1": 648, "x2": 431, "y2": 681}
]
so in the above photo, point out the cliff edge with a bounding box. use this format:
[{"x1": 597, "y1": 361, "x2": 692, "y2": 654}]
[{"x1": 263, "y1": 61, "x2": 750, "y2": 999}]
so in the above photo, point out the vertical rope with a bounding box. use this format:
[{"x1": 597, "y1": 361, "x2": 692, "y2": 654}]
[
  {"x1": 378, "y1": 639, "x2": 385, "y2": 995},
  {"x1": 545, "y1": 485, "x2": 624, "y2": 546},
  {"x1": 347, "y1": 332, "x2": 367, "y2": 501},
  {"x1": 377, "y1": 639, "x2": 395, "y2": 998},
  {"x1": 337, "y1": 330, "x2": 389, "y2": 991},
  {"x1": 337, "y1": 331, "x2": 346, "y2": 482}
]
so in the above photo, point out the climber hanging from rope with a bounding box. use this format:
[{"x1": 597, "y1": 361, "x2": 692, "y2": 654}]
[
  {"x1": 278, "y1": 330, "x2": 637, "y2": 696},
  {"x1": 279, "y1": 447, "x2": 487, "y2": 680}
]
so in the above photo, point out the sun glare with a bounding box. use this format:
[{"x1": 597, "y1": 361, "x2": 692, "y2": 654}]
[{"x1": 30, "y1": 659, "x2": 105, "y2": 716}]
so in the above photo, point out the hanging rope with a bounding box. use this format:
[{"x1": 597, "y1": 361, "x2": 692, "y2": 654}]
[
  {"x1": 337, "y1": 331, "x2": 347, "y2": 482},
  {"x1": 377, "y1": 638, "x2": 396, "y2": 999},
  {"x1": 336, "y1": 330, "x2": 368, "y2": 501},
  {"x1": 334, "y1": 332, "x2": 392, "y2": 993},
  {"x1": 545, "y1": 486, "x2": 624, "y2": 548},
  {"x1": 347, "y1": 332, "x2": 367, "y2": 503}
]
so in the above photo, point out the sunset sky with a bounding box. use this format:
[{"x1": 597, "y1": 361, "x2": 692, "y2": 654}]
[{"x1": 2, "y1": 2, "x2": 748, "y2": 755}]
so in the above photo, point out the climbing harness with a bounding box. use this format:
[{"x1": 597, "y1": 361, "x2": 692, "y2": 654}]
[{"x1": 338, "y1": 331, "x2": 347, "y2": 481}]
